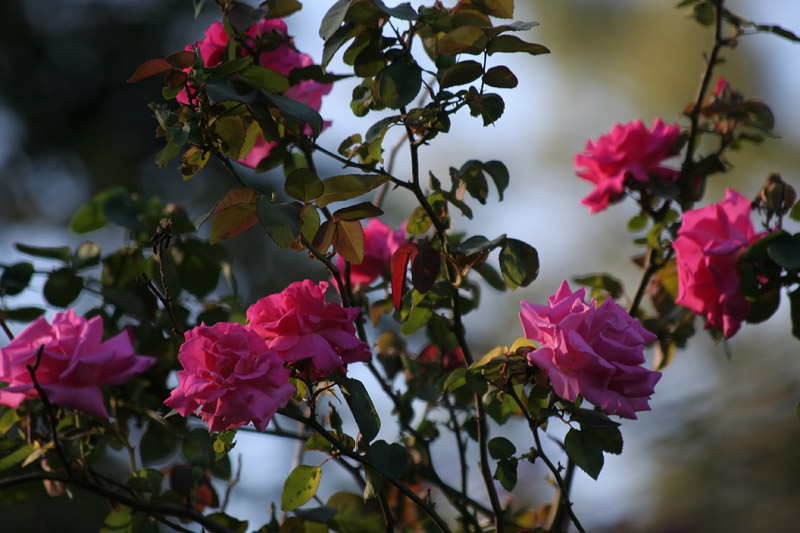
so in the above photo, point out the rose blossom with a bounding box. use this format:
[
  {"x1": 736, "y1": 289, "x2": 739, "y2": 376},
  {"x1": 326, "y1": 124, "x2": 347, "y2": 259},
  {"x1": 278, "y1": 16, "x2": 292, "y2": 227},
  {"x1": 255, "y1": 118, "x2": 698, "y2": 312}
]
[
  {"x1": 178, "y1": 19, "x2": 332, "y2": 168},
  {"x1": 246, "y1": 280, "x2": 371, "y2": 380},
  {"x1": 574, "y1": 118, "x2": 681, "y2": 213},
  {"x1": 519, "y1": 281, "x2": 661, "y2": 419},
  {"x1": 673, "y1": 189, "x2": 762, "y2": 338},
  {"x1": 164, "y1": 322, "x2": 295, "y2": 432},
  {"x1": 335, "y1": 219, "x2": 406, "y2": 286},
  {"x1": 0, "y1": 310, "x2": 155, "y2": 419}
]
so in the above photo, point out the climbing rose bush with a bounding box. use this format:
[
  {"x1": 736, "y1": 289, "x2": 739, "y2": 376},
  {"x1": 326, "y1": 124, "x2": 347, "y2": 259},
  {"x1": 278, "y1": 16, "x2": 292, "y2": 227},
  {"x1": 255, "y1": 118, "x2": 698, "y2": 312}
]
[
  {"x1": 574, "y1": 118, "x2": 681, "y2": 213},
  {"x1": 520, "y1": 281, "x2": 661, "y2": 419},
  {"x1": 178, "y1": 19, "x2": 332, "y2": 168},
  {"x1": 246, "y1": 280, "x2": 371, "y2": 379},
  {"x1": 0, "y1": 310, "x2": 155, "y2": 419},
  {"x1": 164, "y1": 322, "x2": 295, "y2": 432},
  {"x1": 336, "y1": 219, "x2": 406, "y2": 286},
  {"x1": 673, "y1": 188, "x2": 762, "y2": 338}
]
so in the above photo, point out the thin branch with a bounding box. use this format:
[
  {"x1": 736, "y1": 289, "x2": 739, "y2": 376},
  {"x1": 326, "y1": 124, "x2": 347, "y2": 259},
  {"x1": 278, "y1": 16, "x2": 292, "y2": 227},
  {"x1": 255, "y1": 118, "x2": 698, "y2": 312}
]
[
  {"x1": 0, "y1": 313, "x2": 13, "y2": 341},
  {"x1": 137, "y1": 274, "x2": 183, "y2": 337},
  {"x1": 311, "y1": 142, "x2": 412, "y2": 192},
  {"x1": 278, "y1": 407, "x2": 453, "y2": 533},
  {"x1": 504, "y1": 387, "x2": 585, "y2": 533},
  {"x1": 220, "y1": 454, "x2": 242, "y2": 513},
  {"x1": 215, "y1": 152, "x2": 250, "y2": 189}
]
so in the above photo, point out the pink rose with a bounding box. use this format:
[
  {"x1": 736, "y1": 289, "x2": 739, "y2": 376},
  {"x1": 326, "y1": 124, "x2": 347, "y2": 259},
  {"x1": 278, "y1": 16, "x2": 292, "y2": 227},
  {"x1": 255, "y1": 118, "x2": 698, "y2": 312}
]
[
  {"x1": 520, "y1": 281, "x2": 661, "y2": 419},
  {"x1": 673, "y1": 189, "x2": 762, "y2": 338},
  {"x1": 178, "y1": 20, "x2": 332, "y2": 168},
  {"x1": 164, "y1": 322, "x2": 295, "y2": 432},
  {"x1": 0, "y1": 310, "x2": 155, "y2": 419},
  {"x1": 335, "y1": 219, "x2": 407, "y2": 286},
  {"x1": 246, "y1": 280, "x2": 371, "y2": 380},
  {"x1": 574, "y1": 118, "x2": 681, "y2": 213}
]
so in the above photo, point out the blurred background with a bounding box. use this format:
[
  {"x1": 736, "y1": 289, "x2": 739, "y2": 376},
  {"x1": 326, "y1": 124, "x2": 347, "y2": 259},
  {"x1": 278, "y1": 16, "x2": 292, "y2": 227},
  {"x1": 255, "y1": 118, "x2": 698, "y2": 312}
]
[{"x1": 1, "y1": 0, "x2": 799, "y2": 531}]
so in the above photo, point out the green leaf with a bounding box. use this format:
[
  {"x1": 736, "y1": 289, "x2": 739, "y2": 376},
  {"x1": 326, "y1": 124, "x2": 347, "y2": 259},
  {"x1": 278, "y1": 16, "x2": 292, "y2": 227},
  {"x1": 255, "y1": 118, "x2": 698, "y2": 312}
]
[
  {"x1": 327, "y1": 492, "x2": 385, "y2": 533},
  {"x1": 441, "y1": 60, "x2": 483, "y2": 89},
  {"x1": 473, "y1": 92, "x2": 505, "y2": 125},
  {"x1": 332, "y1": 203, "x2": 384, "y2": 222},
  {"x1": 499, "y1": 238, "x2": 539, "y2": 289},
  {"x1": 69, "y1": 186, "x2": 128, "y2": 233},
  {"x1": 285, "y1": 168, "x2": 324, "y2": 202},
  {"x1": 368, "y1": 440, "x2": 407, "y2": 479},
  {"x1": 488, "y1": 436, "x2": 516, "y2": 459},
  {"x1": 767, "y1": 232, "x2": 800, "y2": 269},
  {"x1": 464, "y1": 370, "x2": 488, "y2": 396},
  {"x1": 301, "y1": 206, "x2": 321, "y2": 244},
  {"x1": 483, "y1": 65, "x2": 518, "y2": 88},
  {"x1": 0, "y1": 444, "x2": 34, "y2": 471},
  {"x1": 439, "y1": 26, "x2": 488, "y2": 56},
  {"x1": 475, "y1": 0, "x2": 514, "y2": 18},
  {"x1": 317, "y1": 175, "x2": 389, "y2": 208},
  {"x1": 493, "y1": 457, "x2": 518, "y2": 490},
  {"x1": 626, "y1": 214, "x2": 648, "y2": 232},
  {"x1": 483, "y1": 160, "x2": 510, "y2": 200},
  {"x1": 320, "y1": 0, "x2": 353, "y2": 40},
  {"x1": 376, "y1": 60, "x2": 422, "y2": 109},
  {"x1": 100, "y1": 505, "x2": 133, "y2": 533},
  {"x1": 789, "y1": 200, "x2": 800, "y2": 222},
  {"x1": 564, "y1": 428, "x2": 604, "y2": 480},
  {"x1": 572, "y1": 273, "x2": 625, "y2": 300},
  {"x1": 342, "y1": 378, "x2": 380, "y2": 443},
  {"x1": 366, "y1": 116, "x2": 399, "y2": 144},
  {"x1": 206, "y1": 78, "x2": 257, "y2": 104},
  {"x1": 487, "y1": 35, "x2": 550, "y2": 56},
  {"x1": 322, "y1": 23, "x2": 356, "y2": 68},
  {"x1": 214, "y1": 115, "x2": 247, "y2": 159},
  {"x1": 207, "y1": 513, "x2": 248, "y2": 533},
  {"x1": 363, "y1": 467, "x2": 383, "y2": 500},
  {"x1": 400, "y1": 306, "x2": 433, "y2": 335},
  {"x1": 257, "y1": 199, "x2": 301, "y2": 249},
  {"x1": 44, "y1": 268, "x2": 83, "y2": 307},
  {"x1": 2, "y1": 307, "x2": 46, "y2": 323},
  {"x1": 73, "y1": 241, "x2": 102, "y2": 270},
  {"x1": 281, "y1": 465, "x2": 322, "y2": 511},
  {"x1": 267, "y1": 94, "x2": 325, "y2": 137},
  {"x1": 15, "y1": 243, "x2": 71, "y2": 262},
  {"x1": 442, "y1": 368, "x2": 467, "y2": 393},
  {"x1": 1, "y1": 262, "x2": 34, "y2": 296},
  {"x1": 373, "y1": 0, "x2": 418, "y2": 20},
  {"x1": 262, "y1": 0, "x2": 303, "y2": 18},
  {"x1": 238, "y1": 65, "x2": 290, "y2": 93},
  {"x1": 205, "y1": 56, "x2": 255, "y2": 78}
]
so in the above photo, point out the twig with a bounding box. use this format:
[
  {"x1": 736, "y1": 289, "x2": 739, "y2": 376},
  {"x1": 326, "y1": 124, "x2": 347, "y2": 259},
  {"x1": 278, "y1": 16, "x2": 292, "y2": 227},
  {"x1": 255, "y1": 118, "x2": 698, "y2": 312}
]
[
  {"x1": 0, "y1": 313, "x2": 14, "y2": 341},
  {"x1": 215, "y1": 152, "x2": 250, "y2": 189},
  {"x1": 137, "y1": 274, "x2": 184, "y2": 337},
  {"x1": 278, "y1": 407, "x2": 453, "y2": 533},
  {"x1": 220, "y1": 454, "x2": 242, "y2": 513}
]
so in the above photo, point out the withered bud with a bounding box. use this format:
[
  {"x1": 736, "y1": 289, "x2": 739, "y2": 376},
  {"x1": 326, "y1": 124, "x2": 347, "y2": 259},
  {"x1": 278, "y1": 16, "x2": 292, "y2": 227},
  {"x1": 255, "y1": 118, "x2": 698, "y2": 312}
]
[{"x1": 757, "y1": 173, "x2": 796, "y2": 216}]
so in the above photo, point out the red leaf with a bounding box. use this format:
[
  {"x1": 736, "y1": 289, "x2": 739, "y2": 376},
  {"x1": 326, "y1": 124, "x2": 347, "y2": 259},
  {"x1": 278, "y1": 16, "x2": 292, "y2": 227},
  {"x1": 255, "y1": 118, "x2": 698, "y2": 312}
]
[
  {"x1": 166, "y1": 50, "x2": 196, "y2": 69},
  {"x1": 411, "y1": 243, "x2": 441, "y2": 294},
  {"x1": 391, "y1": 243, "x2": 418, "y2": 311},
  {"x1": 127, "y1": 58, "x2": 172, "y2": 83},
  {"x1": 165, "y1": 70, "x2": 189, "y2": 90}
]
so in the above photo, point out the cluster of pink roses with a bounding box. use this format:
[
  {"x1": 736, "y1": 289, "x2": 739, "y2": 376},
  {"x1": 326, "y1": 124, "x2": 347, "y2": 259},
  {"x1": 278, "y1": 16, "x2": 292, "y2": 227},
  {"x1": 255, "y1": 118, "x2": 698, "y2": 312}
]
[
  {"x1": 0, "y1": 281, "x2": 370, "y2": 433},
  {"x1": 520, "y1": 281, "x2": 661, "y2": 419},
  {"x1": 180, "y1": 19, "x2": 332, "y2": 168},
  {"x1": 166, "y1": 280, "x2": 370, "y2": 431}
]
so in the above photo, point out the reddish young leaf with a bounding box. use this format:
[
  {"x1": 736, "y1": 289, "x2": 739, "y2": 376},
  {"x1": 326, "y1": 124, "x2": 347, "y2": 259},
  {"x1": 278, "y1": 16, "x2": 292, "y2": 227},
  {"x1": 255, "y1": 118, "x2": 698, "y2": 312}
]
[
  {"x1": 127, "y1": 58, "x2": 172, "y2": 83},
  {"x1": 391, "y1": 243, "x2": 418, "y2": 310},
  {"x1": 165, "y1": 70, "x2": 189, "y2": 90},
  {"x1": 166, "y1": 50, "x2": 197, "y2": 69},
  {"x1": 411, "y1": 243, "x2": 441, "y2": 294},
  {"x1": 312, "y1": 220, "x2": 336, "y2": 253},
  {"x1": 209, "y1": 189, "x2": 260, "y2": 244}
]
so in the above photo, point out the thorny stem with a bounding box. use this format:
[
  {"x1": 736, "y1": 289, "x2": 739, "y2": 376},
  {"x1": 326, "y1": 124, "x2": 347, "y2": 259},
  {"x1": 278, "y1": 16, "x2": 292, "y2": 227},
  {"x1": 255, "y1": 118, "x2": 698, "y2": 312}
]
[
  {"x1": 505, "y1": 386, "x2": 586, "y2": 533},
  {"x1": 215, "y1": 152, "x2": 250, "y2": 189},
  {"x1": 278, "y1": 407, "x2": 453, "y2": 533},
  {"x1": 137, "y1": 274, "x2": 183, "y2": 337},
  {"x1": 629, "y1": 0, "x2": 726, "y2": 319},
  {"x1": 399, "y1": 111, "x2": 504, "y2": 533}
]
